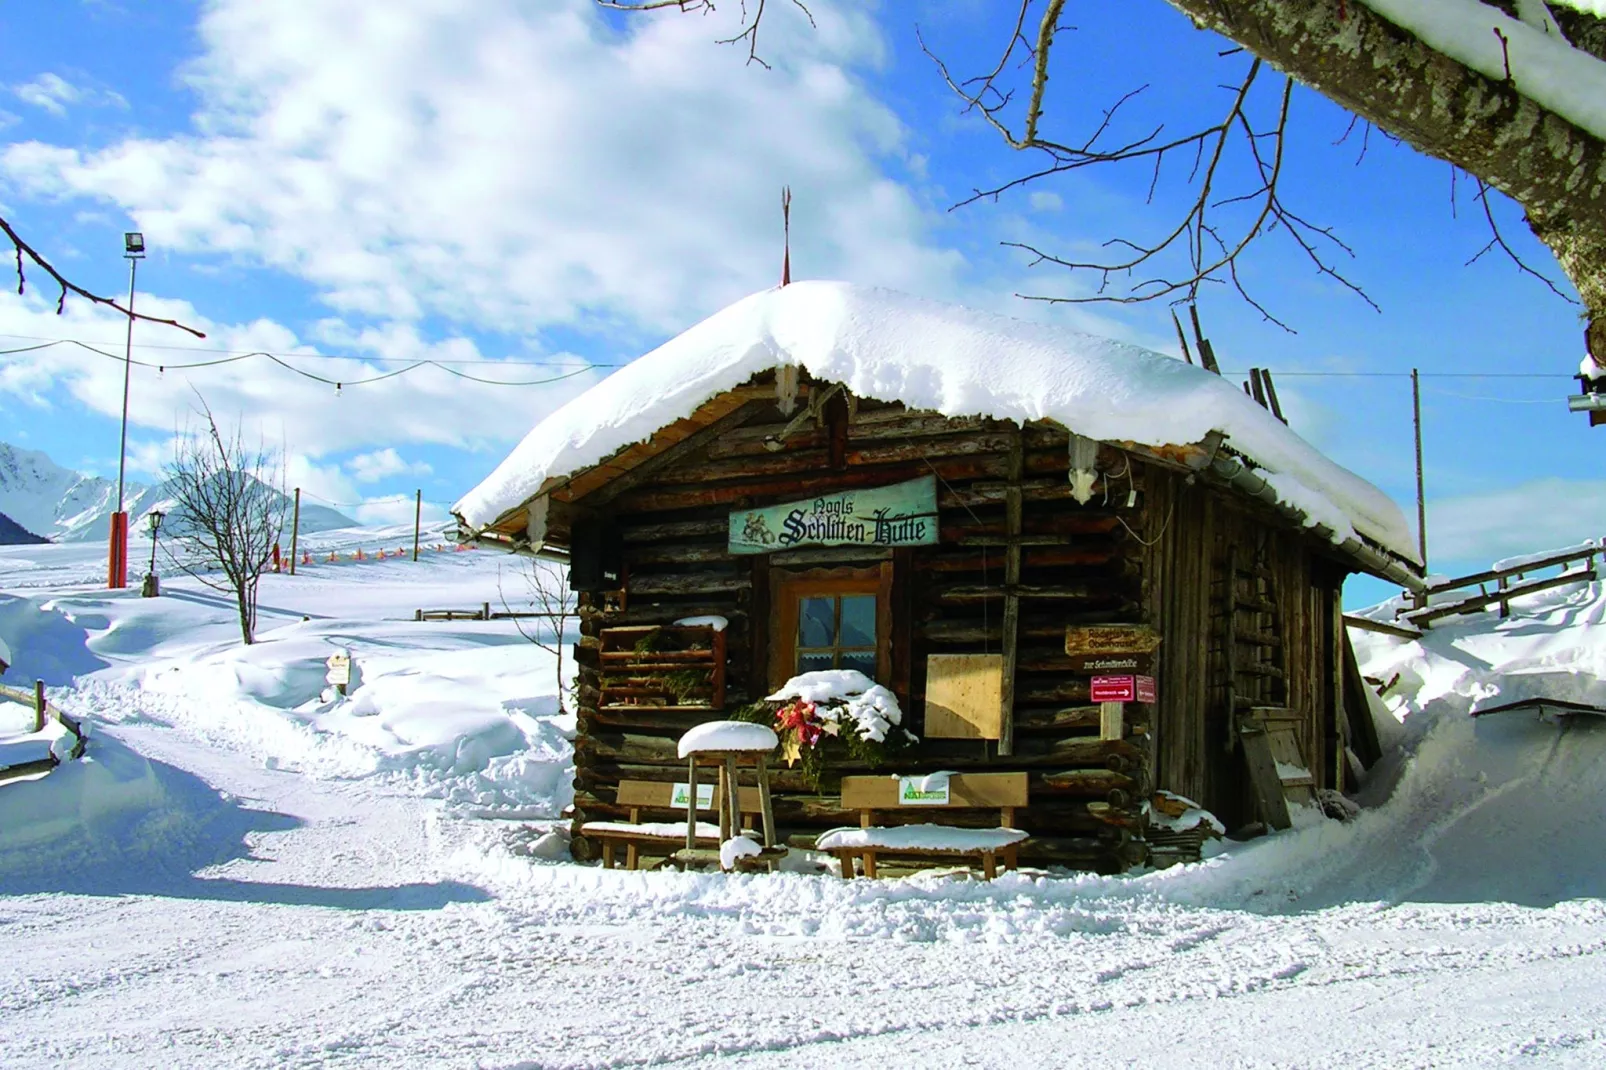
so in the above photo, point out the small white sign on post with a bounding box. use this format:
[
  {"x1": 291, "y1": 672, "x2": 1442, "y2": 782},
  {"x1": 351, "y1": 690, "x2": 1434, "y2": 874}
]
[
  {"x1": 669, "y1": 782, "x2": 716, "y2": 810},
  {"x1": 897, "y1": 777, "x2": 951, "y2": 806},
  {"x1": 325, "y1": 651, "x2": 351, "y2": 696}
]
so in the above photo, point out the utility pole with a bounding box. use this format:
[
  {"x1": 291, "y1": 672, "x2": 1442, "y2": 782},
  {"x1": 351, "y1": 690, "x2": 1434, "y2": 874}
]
[
  {"x1": 413, "y1": 489, "x2": 422, "y2": 562},
  {"x1": 1412, "y1": 368, "x2": 1427, "y2": 568},
  {"x1": 110, "y1": 232, "x2": 146, "y2": 589},
  {"x1": 289, "y1": 488, "x2": 301, "y2": 575}
]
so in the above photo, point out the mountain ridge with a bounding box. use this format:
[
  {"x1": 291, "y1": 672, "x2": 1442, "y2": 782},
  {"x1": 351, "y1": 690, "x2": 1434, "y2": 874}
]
[{"x1": 0, "y1": 442, "x2": 356, "y2": 542}]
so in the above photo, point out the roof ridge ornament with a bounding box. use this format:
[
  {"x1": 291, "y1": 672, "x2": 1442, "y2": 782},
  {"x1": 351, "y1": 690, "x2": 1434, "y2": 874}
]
[{"x1": 780, "y1": 186, "x2": 791, "y2": 287}]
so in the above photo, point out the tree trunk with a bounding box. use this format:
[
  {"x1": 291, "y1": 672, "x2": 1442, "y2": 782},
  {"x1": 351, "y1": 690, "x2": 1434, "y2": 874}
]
[
  {"x1": 237, "y1": 582, "x2": 255, "y2": 646},
  {"x1": 1165, "y1": 0, "x2": 1606, "y2": 359}
]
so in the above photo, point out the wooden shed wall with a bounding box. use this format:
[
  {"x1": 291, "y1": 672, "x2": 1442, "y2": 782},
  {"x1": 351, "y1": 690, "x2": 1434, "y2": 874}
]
[
  {"x1": 1141, "y1": 467, "x2": 1347, "y2": 831},
  {"x1": 567, "y1": 386, "x2": 1353, "y2": 869}
]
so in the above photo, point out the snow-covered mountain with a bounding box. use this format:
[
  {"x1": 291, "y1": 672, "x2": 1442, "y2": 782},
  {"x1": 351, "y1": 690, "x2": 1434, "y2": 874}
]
[
  {"x1": 0, "y1": 511, "x2": 48, "y2": 545},
  {"x1": 0, "y1": 442, "x2": 355, "y2": 542}
]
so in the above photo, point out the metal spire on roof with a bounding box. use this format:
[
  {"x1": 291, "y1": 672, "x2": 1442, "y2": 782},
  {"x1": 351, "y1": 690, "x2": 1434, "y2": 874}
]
[{"x1": 781, "y1": 186, "x2": 791, "y2": 287}]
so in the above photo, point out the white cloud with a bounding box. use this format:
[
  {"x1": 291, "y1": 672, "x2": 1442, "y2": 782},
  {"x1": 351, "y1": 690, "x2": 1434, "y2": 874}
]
[
  {"x1": 1427, "y1": 477, "x2": 1606, "y2": 566},
  {"x1": 347, "y1": 447, "x2": 430, "y2": 483},
  {"x1": 1, "y1": 1, "x2": 963, "y2": 334},
  {"x1": 12, "y1": 73, "x2": 127, "y2": 117},
  {"x1": 0, "y1": 286, "x2": 601, "y2": 491},
  {"x1": 1028, "y1": 191, "x2": 1063, "y2": 212}
]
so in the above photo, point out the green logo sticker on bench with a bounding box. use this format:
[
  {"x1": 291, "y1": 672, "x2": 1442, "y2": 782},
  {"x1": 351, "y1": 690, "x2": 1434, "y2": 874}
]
[
  {"x1": 897, "y1": 777, "x2": 951, "y2": 806},
  {"x1": 669, "y1": 782, "x2": 715, "y2": 809}
]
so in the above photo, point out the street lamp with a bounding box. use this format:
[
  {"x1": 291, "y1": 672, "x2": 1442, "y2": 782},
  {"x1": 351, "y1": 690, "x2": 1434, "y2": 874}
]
[
  {"x1": 109, "y1": 231, "x2": 145, "y2": 590},
  {"x1": 141, "y1": 510, "x2": 165, "y2": 598}
]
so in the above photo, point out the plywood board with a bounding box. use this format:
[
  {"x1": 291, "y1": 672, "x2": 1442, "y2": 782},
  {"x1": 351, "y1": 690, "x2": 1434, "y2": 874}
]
[{"x1": 923, "y1": 653, "x2": 1004, "y2": 740}]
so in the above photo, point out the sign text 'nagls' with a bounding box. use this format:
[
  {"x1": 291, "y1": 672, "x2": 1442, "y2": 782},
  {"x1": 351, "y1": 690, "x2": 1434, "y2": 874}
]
[{"x1": 727, "y1": 476, "x2": 938, "y2": 555}]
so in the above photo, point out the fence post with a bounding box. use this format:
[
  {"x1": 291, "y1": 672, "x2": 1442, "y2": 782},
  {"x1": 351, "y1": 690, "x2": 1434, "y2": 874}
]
[
  {"x1": 482, "y1": 602, "x2": 491, "y2": 621},
  {"x1": 1498, "y1": 574, "x2": 1510, "y2": 619},
  {"x1": 34, "y1": 680, "x2": 46, "y2": 734}
]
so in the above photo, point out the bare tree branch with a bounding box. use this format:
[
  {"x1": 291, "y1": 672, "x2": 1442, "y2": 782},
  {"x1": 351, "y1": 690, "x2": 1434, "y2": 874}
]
[
  {"x1": 0, "y1": 214, "x2": 207, "y2": 338},
  {"x1": 1464, "y1": 175, "x2": 1578, "y2": 303},
  {"x1": 499, "y1": 561, "x2": 576, "y2": 714},
  {"x1": 921, "y1": 9, "x2": 1373, "y2": 331},
  {"x1": 162, "y1": 394, "x2": 286, "y2": 645},
  {"x1": 596, "y1": 0, "x2": 812, "y2": 68}
]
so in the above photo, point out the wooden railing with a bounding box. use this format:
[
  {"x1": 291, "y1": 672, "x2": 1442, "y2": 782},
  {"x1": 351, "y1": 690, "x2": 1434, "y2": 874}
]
[
  {"x1": 414, "y1": 605, "x2": 567, "y2": 622},
  {"x1": 0, "y1": 679, "x2": 86, "y2": 782},
  {"x1": 1395, "y1": 541, "x2": 1600, "y2": 628}
]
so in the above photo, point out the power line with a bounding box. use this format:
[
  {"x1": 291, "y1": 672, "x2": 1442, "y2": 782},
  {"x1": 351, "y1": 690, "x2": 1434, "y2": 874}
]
[
  {"x1": 0, "y1": 331, "x2": 618, "y2": 368},
  {"x1": 0, "y1": 338, "x2": 603, "y2": 387}
]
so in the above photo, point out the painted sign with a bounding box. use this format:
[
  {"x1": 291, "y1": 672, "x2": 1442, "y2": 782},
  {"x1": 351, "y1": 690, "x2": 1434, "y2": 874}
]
[
  {"x1": 897, "y1": 777, "x2": 951, "y2": 806},
  {"x1": 1065, "y1": 624, "x2": 1160, "y2": 663},
  {"x1": 727, "y1": 476, "x2": 938, "y2": 555},
  {"x1": 1090, "y1": 675, "x2": 1136, "y2": 703},
  {"x1": 1068, "y1": 652, "x2": 1153, "y2": 674},
  {"x1": 669, "y1": 782, "x2": 716, "y2": 810},
  {"x1": 1091, "y1": 674, "x2": 1157, "y2": 704},
  {"x1": 325, "y1": 651, "x2": 351, "y2": 687}
]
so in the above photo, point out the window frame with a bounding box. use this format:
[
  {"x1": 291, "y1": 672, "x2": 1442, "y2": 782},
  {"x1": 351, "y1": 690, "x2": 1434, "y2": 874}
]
[{"x1": 768, "y1": 564, "x2": 892, "y2": 690}]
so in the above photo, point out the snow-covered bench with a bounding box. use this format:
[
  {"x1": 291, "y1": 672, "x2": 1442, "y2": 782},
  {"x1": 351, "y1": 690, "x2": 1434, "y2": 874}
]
[
  {"x1": 820, "y1": 772, "x2": 1029, "y2": 880},
  {"x1": 580, "y1": 779, "x2": 766, "y2": 871}
]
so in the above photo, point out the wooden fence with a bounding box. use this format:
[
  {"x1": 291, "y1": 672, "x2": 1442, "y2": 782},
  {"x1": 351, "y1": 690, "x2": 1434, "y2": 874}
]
[
  {"x1": 1395, "y1": 542, "x2": 1600, "y2": 628},
  {"x1": 0, "y1": 679, "x2": 86, "y2": 784},
  {"x1": 414, "y1": 605, "x2": 569, "y2": 622}
]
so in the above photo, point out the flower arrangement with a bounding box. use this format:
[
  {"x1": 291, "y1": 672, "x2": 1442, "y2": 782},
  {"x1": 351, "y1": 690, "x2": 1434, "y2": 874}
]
[{"x1": 736, "y1": 670, "x2": 916, "y2": 787}]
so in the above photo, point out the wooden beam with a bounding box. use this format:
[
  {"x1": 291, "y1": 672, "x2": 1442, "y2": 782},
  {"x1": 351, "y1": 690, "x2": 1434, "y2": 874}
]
[
  {"x1": 571, "y1": 400, "x2": 765, "y2": 509},
  {"x1": 999, "y1": 430, "x2": 1024, "y2": 758}
]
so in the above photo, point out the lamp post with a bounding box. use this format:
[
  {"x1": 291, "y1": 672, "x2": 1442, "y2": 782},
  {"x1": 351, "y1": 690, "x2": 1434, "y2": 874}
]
[
  {"x1": 109, "y1": 231, "x2": 145, "y2": 590},
  {"x1": 141, "y1": 509, "x2": 164, "y2": 598}
]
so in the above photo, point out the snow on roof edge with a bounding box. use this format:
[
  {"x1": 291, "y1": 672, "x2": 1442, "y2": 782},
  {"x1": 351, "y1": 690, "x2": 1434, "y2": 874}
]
[{"x1": 454, "y1": 281, "x2": 1420, "y2": 566}]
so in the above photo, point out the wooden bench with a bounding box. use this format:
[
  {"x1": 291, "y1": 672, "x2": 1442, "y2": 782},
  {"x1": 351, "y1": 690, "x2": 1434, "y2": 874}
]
[
  {"x1": 820, "y1": 772, "x2": 1030, "y2": 880},
  {"x1": 580, "y1": 780, "x2": 765, "y2": 871}
]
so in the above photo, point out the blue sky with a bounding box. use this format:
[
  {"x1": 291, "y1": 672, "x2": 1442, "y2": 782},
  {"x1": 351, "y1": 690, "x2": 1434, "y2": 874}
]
[{"x1": 0, "y1": 1, "x2": 1596, "y2": 606}]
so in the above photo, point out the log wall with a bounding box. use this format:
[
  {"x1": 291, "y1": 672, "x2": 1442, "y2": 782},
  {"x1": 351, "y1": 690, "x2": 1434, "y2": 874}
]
[{"x1": 569, "y1": 387, "x2": 1350, "y2": 870}]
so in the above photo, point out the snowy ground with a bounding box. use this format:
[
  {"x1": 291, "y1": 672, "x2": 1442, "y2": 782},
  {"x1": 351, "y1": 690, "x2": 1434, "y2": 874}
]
[{"x1": 3, "y1": 540, "x2": 1606, "y2": 1068}]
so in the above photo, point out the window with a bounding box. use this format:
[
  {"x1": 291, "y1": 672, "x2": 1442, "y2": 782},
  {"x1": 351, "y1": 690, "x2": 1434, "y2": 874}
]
[
  {"x1": 796, "y1": 593, "x2": 878, "y2": 676},
  {"x1": 769, "y1": 565, "x2": 892, "y2": 689}
]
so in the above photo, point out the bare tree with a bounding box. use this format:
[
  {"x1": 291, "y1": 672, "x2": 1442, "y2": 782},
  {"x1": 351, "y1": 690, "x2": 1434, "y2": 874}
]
[
  {"x1": 499, "y1": 560, "x2": 575, "y2": 713},
  {"x1": 610, "y1": 1, "x2": 1606, "y2": 359},
  {"x1": 163, "y1": 399, "x2": 286, "y2": 645}
]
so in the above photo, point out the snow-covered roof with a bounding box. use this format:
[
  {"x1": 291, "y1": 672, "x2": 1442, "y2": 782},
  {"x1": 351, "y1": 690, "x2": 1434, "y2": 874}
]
[{"x1": 455, "y1": 281, "x2": 1418, "y2": 564}]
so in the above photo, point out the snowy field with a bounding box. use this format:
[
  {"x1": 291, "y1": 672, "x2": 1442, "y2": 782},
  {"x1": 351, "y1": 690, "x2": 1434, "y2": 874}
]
[{"x1": 3, "y1": 538, "x2": 1606, "y2": 1068}]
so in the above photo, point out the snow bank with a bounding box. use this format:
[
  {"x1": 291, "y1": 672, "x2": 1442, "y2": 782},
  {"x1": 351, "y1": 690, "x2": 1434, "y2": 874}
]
[
  {"x1": 0, "y1": 545, "x2": 578, "y2": 819},
  {"x1": 455, "y1": 282, "x2": 1416, "y2": 562},
  {"x1": 0, "y1": 732, "x2": 165, "y2": 871}
]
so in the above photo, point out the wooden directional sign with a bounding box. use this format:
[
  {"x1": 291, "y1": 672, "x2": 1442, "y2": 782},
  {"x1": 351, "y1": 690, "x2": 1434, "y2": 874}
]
[
  {"x1": 1065, "y1": 625, "x2": 1160, "y2": 675},
  {"x1": 1090, "y1": 675, "x2": 1136, "y2": 703},
  {"x1": 1091, "y1": 673, "x2": 1156, "y2": 705}
]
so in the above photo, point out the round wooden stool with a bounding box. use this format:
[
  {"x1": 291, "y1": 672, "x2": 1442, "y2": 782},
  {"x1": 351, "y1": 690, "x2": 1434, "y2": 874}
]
[{"x1": 675, "y1": 721, "x2": 786, "y2": 870}]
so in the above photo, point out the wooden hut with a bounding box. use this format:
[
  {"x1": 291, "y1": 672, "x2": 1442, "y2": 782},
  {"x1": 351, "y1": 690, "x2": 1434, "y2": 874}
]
[{"x1": 453, "y1": 282, "x2": 1424, "y2": 872}]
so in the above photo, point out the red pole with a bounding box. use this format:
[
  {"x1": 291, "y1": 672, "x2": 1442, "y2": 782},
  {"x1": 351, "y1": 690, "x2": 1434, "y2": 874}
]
[{"x1": 107, "y1": 512, "x2": 129, "y2": 589}]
